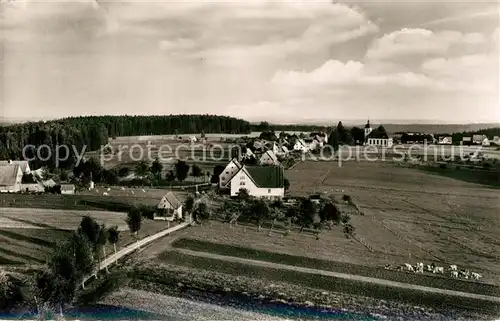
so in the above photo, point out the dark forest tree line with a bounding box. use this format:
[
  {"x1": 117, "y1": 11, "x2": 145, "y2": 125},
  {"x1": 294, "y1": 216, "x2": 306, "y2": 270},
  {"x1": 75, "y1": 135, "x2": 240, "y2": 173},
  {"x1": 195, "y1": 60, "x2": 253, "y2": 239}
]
[{"x1": 0, "y1": 115, "x2": 251, "y2": 170}]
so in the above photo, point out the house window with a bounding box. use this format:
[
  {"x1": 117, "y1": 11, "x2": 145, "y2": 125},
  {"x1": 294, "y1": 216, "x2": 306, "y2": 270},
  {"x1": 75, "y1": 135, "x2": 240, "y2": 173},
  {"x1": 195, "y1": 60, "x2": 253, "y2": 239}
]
[
  {"x1": 240, "y1": 175, "x2": 245, "y2": 180},
  {"x1": 225, "y1": 171, "x2": 229, "y2": 174},
  {"x1": 240, "y1": 182, "x2": 245, "y2": 186},
  {"x1": 268, "y1": 189, "x2": 271, "y2": 193}
]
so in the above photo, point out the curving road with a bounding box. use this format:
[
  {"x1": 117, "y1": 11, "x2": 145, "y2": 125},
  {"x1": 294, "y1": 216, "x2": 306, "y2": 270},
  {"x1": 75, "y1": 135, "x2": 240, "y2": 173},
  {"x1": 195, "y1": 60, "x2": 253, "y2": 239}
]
[
  {"x1": 83, "y1": 219, "x2": 192, "y2": 285},
  {"x1": 175, "y1": 248, "x2": 500, "y2": 304}
]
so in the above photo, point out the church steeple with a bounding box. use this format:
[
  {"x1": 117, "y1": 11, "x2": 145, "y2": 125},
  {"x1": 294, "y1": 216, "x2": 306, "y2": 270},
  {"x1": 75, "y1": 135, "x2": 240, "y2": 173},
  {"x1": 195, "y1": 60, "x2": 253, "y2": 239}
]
[{"x1": 364, "y1": 119, "x2": 373, "y2": 143}]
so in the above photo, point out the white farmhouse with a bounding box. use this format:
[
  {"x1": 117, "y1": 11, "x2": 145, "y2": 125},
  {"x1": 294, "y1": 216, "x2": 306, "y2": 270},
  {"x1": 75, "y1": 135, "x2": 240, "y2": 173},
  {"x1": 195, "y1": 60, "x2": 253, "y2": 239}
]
[
  {"x1": 367, "y1": 137, "x2": 393, "y2": 147},
  {"x1": 219, "y1": 158, "x2": 243, "y2": 189},
  {"x1": 230, "y1": 166, "x2": 285, "y2": 200},
  {"x1": 293, "y1": 139, "x2": 309, "y2": 152},
  {"x1": 438, "y1": 136, "x2": 453, "y2": 145},
  {"x1": 259, "y1": 150, "x2": 280, "y2": 166},
  {"x1": 155, "y1": 191, "x2": 183, "y2": 221},
  {"x1": 0, "y1": 164, "x2": 23, "y2": 193}
]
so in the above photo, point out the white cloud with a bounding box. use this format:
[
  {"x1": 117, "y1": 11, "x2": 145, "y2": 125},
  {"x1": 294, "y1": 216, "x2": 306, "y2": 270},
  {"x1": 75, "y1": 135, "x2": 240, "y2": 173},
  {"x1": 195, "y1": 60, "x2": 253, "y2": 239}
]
[
  {"x1": 421, "y1": 54, "x2": 498, "y2": 92},
  {"x1": 365, "y1": 28, "x2": 486, "y2": 60},
  {"x1": 272, "y1": 59, "x2": 436, "y2": 89}
]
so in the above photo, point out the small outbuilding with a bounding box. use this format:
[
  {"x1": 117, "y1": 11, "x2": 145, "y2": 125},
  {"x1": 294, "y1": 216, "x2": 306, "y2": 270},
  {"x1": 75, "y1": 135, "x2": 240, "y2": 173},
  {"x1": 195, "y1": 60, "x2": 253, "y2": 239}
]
[{"x1": 155, "y1": 192, "x2": 183, "y2": 221}]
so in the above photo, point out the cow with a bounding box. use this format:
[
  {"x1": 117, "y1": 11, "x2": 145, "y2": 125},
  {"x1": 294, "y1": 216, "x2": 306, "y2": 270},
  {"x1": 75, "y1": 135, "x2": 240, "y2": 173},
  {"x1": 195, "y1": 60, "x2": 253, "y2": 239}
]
[
  {"x1": 403, "y1": 263, "x2": 414, "y2": 272},
  {"x1": 426, "y1": 264, "x2": 433, "y2": 272},
  {"x1": 120, "y1": 187, "x2": 125, "y2": 190},
  {"x1": 415, "y1": 262, "x2": 424, "y2": 274},
  {"x1": 384, "y1": 264, "x2": 391, "y2": 270},
  {"x1": 459, "y1": 270, "x2": 470, "y2": 279},
  {"x1": 107, "y1": 187, "x2": 111, "y2": 191},
  {"x1": 142, "y1": 189, "x2": 146, "y2": 193},
  {"x1": 450, "y1": 271, "x2": 459, "y2": 278},
  {"x1": 449, "y1": 264, "x2": 458, "y2": 271},
  {"x1": 130, "y1": 190, "x2": 135, "y2": 195},
  {"x1": 433, "y1": 266, "x2": 444, "y2": 274},
  {"x1": 102, "y1": 192, "x2": 108, "y2": 196},
  {"x1": 471, "y1": 272, "x2": 482, "y2": 280}
]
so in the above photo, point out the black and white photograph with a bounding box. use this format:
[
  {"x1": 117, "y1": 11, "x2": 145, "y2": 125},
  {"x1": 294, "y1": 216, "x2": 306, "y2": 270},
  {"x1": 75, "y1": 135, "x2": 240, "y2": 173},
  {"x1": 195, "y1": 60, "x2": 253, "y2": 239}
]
[{"x1": 0, "y1": 0, "x2": 499, "y2": 320}]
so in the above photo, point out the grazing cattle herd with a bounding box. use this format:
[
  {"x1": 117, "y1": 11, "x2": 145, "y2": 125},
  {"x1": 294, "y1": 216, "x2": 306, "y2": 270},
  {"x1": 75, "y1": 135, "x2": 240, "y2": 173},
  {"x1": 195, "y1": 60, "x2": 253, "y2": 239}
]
[{"x1": 385, "y1": 263, "x2": 483, "y2": 281}]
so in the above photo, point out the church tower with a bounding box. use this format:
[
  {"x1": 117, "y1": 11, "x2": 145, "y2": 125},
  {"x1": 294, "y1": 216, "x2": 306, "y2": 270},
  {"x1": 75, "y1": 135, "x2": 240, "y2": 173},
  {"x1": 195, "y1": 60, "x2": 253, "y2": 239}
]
[{"x1": 364, "y1": 120, "x2": 372, "y2": 142}]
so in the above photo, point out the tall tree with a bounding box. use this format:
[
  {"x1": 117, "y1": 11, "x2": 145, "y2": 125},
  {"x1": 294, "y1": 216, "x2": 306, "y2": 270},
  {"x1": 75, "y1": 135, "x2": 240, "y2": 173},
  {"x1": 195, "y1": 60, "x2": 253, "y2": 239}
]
[
  {"x1": 298, "y1": 198, "x2": 316, "y2": 233},
  {"x1": 191, "y1": 164, "x2": 202, "y2": 182},
  {"x1": 193, "y1": 202, "x2": 210, "y2": 224},
  {"x1": 78, "y1": 216, "x2": 100, "y2": 247},
  {"x1": 134, "y1": 161, "x2": 150, "y2": 178},
  {"x1": 95, "y1": 225, "x2": 109, "y2": 273},
  {"x1": 150, "y1": 157, "x2": 163, "y2": 180},
  {"x1": 107, "y1": 226, "x2": 120, "y2": 255},
  {"x1": 174, "y1": 160, "x2": 190, "y2": 183},
  {"x1": 126, "y1": 207, "x2": 142, "y2": 240}
]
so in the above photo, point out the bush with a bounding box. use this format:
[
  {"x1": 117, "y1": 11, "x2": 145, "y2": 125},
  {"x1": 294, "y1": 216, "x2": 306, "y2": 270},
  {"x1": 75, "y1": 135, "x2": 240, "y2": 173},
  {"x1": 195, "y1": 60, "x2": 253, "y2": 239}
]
[{"x1": 340, "y1": 213, "x2": 350, "y2": 224}]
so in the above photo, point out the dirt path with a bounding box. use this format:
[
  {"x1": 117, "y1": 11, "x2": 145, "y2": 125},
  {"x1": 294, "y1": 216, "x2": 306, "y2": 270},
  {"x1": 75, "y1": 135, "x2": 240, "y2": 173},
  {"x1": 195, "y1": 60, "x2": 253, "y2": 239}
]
[{"x1": 174, "y1": 248, "x2": 500, "y2": 304}]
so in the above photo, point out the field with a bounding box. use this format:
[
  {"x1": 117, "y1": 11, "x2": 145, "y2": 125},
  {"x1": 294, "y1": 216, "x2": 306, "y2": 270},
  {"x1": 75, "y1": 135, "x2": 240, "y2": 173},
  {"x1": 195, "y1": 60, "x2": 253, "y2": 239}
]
[
  {"x1": 285, "y1": 160, "x2": 500, "y2": 283},
  {"x1": 0, "y1": 186, "x2": 188, "y2": 266},
  {"x1": 85, "y1": 136, "x2": 239, "y2": 174},
  {"x1": 0, "y1": 206, "x2": 175, "y2": 266},
  {"x1": 0, "y1": 188, "x2": 189, "y2": 209},
  {"x1": 141, "y1": 160, "x2": 500, "y2": 285}
]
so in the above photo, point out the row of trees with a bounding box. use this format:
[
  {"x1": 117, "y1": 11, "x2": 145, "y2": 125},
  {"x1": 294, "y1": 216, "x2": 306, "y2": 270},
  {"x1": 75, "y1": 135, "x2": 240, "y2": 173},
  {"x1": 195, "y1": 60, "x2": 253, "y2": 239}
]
[
  {"x1": 222, "y1": 189, "x2": 354, "y2": 239},
  {"x1": 71, "y1": 157, "x2": 211, "y2": 187},
  {"x1": 0, "y1": 115, "x2": 251, "y2": 170}
]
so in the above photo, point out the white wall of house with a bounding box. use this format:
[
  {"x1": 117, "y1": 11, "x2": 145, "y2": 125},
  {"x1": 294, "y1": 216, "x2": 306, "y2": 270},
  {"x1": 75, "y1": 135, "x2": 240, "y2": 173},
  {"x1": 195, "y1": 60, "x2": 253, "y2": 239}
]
[
  {"x1": 230, "y1": 169, "x2": 284, "y2": 199},
  {"x1": 155, "y1": 202, "x2": 183, "y2": 221},
  {"x1": 0, "y1": 166, "x2": 23, "y2": 193},
  {"x1": 367, "y1": 138, "x2": 393, "y2": 147},
  {"x1": 61, "y1": 189, "x2": 75, "y2": 195},
  {"x1": 21, "y1": 183, "x2": 45, "y2": 192},
  {"x1": 0, "y1": 184, "x2": 21, "y2": 193},
  {"x1": 219, "y1": 160, "x2": 241, "y2": 188}
]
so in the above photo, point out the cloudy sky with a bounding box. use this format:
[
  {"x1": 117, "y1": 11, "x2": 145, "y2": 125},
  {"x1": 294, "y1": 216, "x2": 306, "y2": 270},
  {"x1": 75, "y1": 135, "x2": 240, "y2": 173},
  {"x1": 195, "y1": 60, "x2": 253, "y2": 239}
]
[{"x1": 1, "y1": 0, "x2": 499, "y2": 123}]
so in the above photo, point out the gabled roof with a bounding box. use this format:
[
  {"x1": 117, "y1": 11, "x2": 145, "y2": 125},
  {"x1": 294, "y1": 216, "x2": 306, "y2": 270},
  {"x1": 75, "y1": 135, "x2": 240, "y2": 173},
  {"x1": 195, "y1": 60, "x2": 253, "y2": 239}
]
[
  {"x1": 261, "y1": 150, "x2": 279, "y2": 164},
  {"x1": 367, "y1": 131, "x2": 389, "y2": 139},
  {"x1": 244, "y1": 166, "x2": 284, "y2": 188},
  {"x1": 296, "y1": 138, "x2": 307, "y2": 146},
  {"x1": 0, "y1": 160, "x2": 30, "y2": 173},
  {"x1": 158, "y1": 192, "x2": 182, "y2": 209},
  {"x1": 0, "y1": 164, "x2": 22, "y2": 186}
]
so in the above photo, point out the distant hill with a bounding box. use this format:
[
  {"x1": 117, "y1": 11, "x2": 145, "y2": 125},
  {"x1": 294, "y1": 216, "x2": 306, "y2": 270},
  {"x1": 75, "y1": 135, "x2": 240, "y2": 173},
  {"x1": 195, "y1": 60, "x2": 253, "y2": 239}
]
[{"x1": 375, "y1": 123, "x2": 499, "y2": 135}]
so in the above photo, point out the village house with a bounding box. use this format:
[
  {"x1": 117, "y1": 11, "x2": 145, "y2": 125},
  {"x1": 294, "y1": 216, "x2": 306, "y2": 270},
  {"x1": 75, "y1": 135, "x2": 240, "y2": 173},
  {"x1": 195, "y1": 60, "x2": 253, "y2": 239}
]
[
  {"x1": 293, "y1": 138, "x2": 309, "y2": 152},
  {"x1": 462, "y1": 136, "x2": 472, "y2": 145},
  {"x1": 61, "y1": 184, "x2": 76, "y2": 195},
  {"x1": 472, "y1": 134, "x2": 490, "y2": 146},
  {"x1": 241, "y1": 146, "x2": 255, "y2": 160},
  {"x1": 219, "y1": 158, "x2": 243, "y2": 189},
  {"x1": 230, "y1": 165, "x2": 285, "y2": 199},
  {"x1": 0, "y1": 163, "x2": 23, "y2": 193},
  {"x1": 259, "y1": 150, "x2": 280, "y2": 166},
  {"x1": 438, "y1": 136, "x2": 453, "y2": 145},
  {"x1": 155, "y1": 191, "x2": 183, "y2": 221}
]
